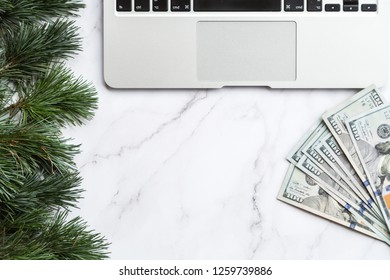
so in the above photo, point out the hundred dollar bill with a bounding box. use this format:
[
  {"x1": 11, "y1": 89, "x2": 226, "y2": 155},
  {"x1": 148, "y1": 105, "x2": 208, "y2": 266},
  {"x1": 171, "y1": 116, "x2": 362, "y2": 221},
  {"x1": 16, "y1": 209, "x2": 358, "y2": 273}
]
[
  {"x1": 300, "y1": 129, "x2": 379, "y2": 219},
  {"x1": 322, "y1": 135, "x2": 370, "y2": 195},
  {"x1": 296, "y1": 157, "x2": 390, "y2": 244},
  {"x1": 322, "y1": 85, "x2": 386, "y2": 194},
  {"x1": 315, "y1": 142, "x2": 383, "y2": 221},
  {"x1": 314, "y1": 133, "x2": 382, "y2": 220},
  {"x1": 347, "y1": 104, "x2": 390, "y2": 231},
  {"x1": 278, "y1": 165, "x2": 380, "y2": 241},
  {"x1": 321, "y1": 133, "x2": 378, "y2": 203},
  {"x1": 301, "y1": 130, "x2": 357, "y2": 197},
  {"x1": 315, "y1": 138, "x2": 368, "y2": 202},
  {"x1": 296, "y1": 156, "x2": 388, "y2": 234},
  {"x1": 286, "y1": 117, "x2": 382, "y2": 219}
]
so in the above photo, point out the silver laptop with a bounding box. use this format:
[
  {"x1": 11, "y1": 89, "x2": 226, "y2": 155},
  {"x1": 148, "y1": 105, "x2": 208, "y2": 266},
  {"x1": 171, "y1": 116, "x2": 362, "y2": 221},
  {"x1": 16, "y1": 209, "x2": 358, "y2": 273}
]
[{"x1": 104, "y1": 0, "x2": 389, "y2": 89}]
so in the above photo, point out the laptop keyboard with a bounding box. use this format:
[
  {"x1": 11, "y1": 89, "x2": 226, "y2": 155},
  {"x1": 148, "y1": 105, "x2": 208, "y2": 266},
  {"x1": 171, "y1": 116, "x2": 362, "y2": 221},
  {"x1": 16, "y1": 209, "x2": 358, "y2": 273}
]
[{"x1": 116, "y1": 0, "x2": 378, "y2": 13}]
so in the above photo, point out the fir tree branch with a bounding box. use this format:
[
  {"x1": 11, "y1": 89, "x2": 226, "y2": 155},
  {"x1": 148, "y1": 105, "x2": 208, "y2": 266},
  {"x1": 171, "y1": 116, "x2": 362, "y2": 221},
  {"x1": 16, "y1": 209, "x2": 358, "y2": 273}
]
[
  {"x1": 38, "y1": 212, "x2": 110, "y2": 260},
  {"x1": 0, "y1": 211, "x2": 56, "y2": 260},
  {"x1": 0, "y1": 120, "x2": 79, "y2": 175},
  {"x1": 0, "y1": 171, "x2": 83, "y2": 220},
  {"x1": 10, "y1": 64, "x2": 98, "y2": 127},
  {"x1": 0, "y1": 20, "x2": 81, "y2": 81},
  {"x1": 0, "y1": 0, "x2": 84, "y2": 30},
  {"x1": 0, "y1": 210, "x2": 109, "y2": 260},
  {"x1": 0, "y1": 0, "x2": 110, "y2": 259}
]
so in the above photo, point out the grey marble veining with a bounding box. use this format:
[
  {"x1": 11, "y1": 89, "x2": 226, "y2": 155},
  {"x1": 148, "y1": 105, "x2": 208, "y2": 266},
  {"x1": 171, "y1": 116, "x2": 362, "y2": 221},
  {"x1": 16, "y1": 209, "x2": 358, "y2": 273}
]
[{"x1": 64, "y1": 1, "x2": 390, "y2": 259}]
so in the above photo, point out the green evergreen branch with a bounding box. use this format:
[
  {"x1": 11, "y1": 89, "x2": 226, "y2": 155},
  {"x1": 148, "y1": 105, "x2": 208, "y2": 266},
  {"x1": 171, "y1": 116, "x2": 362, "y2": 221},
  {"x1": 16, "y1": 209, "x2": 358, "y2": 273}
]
[
  {"x1": 0, "y1": 171, "x2": 83, "y2": 220},
  {"x1": 0, "y1": 120, "x2": 79, "y2": 175},
  {"x1": 2, "y1": 208, "x2": 50, "y2": 231},
  {"x1": 0, "y1": 20, "x2": 81, "y2": 80},
  {"x1": 38, "y1": 212, "x2": 110, "y2": 260},
  {"x1": 0, "y1": 0, "x2": 84, "y2": 30},
  {"x1": 0, "y1": 215, "x2": 56, "y2": 260},
  {"x1": 0, "y1": 0, "x2": 110, "y2": 259},
  {"x1": 11, "y1": 64, "x2": 98, "y2": 127},
  {"x1": 0, "y1": 211, "x2": 109, "y2": 260}
]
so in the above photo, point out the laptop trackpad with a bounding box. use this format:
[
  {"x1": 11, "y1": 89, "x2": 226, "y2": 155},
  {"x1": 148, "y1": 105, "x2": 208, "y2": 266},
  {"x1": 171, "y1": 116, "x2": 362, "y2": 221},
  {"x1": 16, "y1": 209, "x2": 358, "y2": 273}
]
[{"x1": 197, "y1": 21, "x2": 296, "y2": 82}]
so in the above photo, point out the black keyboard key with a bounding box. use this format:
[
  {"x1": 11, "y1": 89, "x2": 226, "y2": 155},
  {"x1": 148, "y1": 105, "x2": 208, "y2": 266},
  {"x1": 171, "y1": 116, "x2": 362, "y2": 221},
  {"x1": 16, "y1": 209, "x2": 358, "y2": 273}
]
[
  {"x1": 344, "y1": 5, "x2": 358, "y2": 11},
  {"x1": 135, "y1": 0, "x2": 149, "y2": 11},
  {"x1": 193, "y1": 0, "x2": 281, "y2": 11},
  {"x1": 153, "y1": 0, "x2": 168, "y2": 11},
  {"x1": 361, "y1": 4, "x2": 377, "y2": 12},
  {"x1": 285, "y1": 0, "x2": 304, "y2": 11},
  {"x1": 117, "y1": 0, "x2": 131, "y2": 11},
  {"x1": 343, "y1": 0, "x2": 358, "y2": 11},
  {"x1": 307, "y1": 0, "x2": 322, "y2": 11},
  {"x1": 325, "y1": 4, "x2": 340, "y2": 11},
  {"x1": 171, "y1": 0, "x2": 191, "y2": 11}
]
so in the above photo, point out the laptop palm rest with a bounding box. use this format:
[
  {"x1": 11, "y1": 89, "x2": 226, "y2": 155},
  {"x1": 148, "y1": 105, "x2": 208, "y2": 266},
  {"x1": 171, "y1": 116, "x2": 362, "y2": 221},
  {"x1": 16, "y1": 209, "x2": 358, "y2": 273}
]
[{"x1": 197, "y1": 21, "x2": 297, "y2": 83}]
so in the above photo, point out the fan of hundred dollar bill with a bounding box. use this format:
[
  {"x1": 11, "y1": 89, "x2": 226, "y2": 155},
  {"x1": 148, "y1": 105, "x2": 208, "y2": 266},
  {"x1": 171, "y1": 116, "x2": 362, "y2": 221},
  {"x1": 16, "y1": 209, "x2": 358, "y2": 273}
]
[{"x1": 278, "y1": 85, "x2": 390, "y2": 245}]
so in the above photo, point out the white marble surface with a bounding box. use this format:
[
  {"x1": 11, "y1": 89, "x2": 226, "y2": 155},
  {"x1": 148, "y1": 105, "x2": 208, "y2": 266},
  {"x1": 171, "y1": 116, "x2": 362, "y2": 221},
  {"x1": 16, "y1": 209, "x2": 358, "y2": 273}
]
[{"x1": 65, "y1": 1, "x2": 390, "y2": 259}]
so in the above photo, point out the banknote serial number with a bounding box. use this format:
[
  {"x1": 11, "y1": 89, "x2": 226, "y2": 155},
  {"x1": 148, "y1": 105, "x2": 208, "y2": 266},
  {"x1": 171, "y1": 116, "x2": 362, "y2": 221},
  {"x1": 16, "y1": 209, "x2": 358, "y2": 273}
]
[{"x1": 212, "y1": 266, "x2": 272, "y2": 276}]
